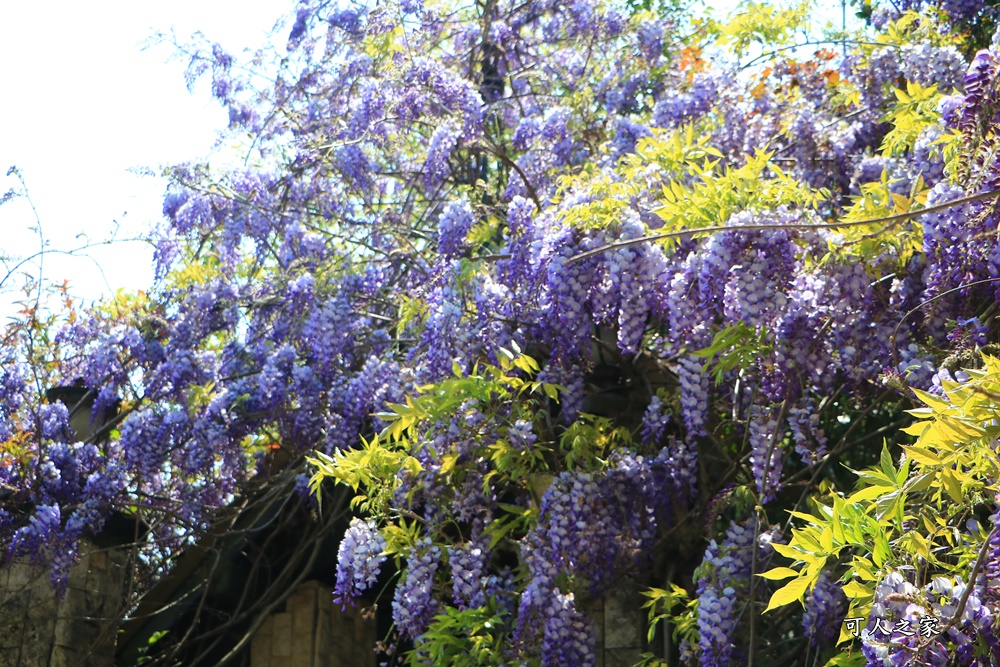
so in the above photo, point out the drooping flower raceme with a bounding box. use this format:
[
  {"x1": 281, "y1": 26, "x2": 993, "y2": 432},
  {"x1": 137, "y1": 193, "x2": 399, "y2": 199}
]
[{"x1": 334, "y1": 518, "x2": 387, "y2": 606}]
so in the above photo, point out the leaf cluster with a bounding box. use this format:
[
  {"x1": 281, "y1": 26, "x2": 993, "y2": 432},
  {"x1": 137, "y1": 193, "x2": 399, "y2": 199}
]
[
  {"x1": 654, "y1": 151, "x2": 821, "y2": 247},
  {"x1": 762, "y1": 354, "x2": 1000, "y2": 650}
]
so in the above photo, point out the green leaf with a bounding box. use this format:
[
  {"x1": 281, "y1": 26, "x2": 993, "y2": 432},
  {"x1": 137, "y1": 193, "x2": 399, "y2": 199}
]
[
  {"x1": 880, "y1": 441, "x2": 896, "y2": 480},
  {"x1": 872, "y1": 528, "x2": 891, "y2": 567}
]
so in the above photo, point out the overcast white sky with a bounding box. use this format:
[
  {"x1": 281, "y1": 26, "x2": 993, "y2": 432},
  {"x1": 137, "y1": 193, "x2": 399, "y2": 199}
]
[
  {"x1": 0, "y1": 0, "x2": 854, "y2": 322},
  {"x1": 0, "y1": 0, "x2": 295, "y2": 319}
]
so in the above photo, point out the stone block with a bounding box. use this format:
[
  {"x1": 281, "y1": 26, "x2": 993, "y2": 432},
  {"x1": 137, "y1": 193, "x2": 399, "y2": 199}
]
[
  {"x1": 0, "y1": 597, "x2": 27, "y2": 646},
  {"x1": 52, "y1": 617, "x2": 76, "y2": 646},
  {"x1": 6, "y1": 562, "x2": 41, "y2": 592},
  {"x1": 355, "y1": 606, "x2": 376, "y2": 667},
  {"x1": 66, "y1": 553, "x2": 91, "y2": 589},
  {"x1": 250, "y1": 617, "x2": 274, "y2": 667},
  {"x1": 285, "y1": 591, "x2": 304, "y2": 613},
  {"x1": 0, "y1": 587, "x2": 29, "y2": 612},
  {"x1": 0, "y1": 647, "x2": 21, "y2": 667},
  {"x1": 588, "y1": 607, "x2": 605, "y2": 658},
  {"x1": 271, "y1": 611, "x2": 293, "y2": 657},
  {"x1": 329, "y1": 606, "x2": 354, "y2": 667},
  {"x1": 251, "y1": 616, "x2": 274, "y2": 667},
  {"x1": 316, "y1": 586, "x2": 333, "y2": 614},
  {"x1": 1, "y1": 540, "x2": 126, "y2": 667},
  {"x1": 89, "y1": 549, "x2": 107, "y2": 569},
  {"x1": 58, "y1": 587, "x2": 98, "y2": 622},
  {"x1": 20, "y1": 616, "x2": 54, "y2": 648},
  {"x1": 21, "y1": 638, "x2": 55, "y2": 667},
  {"x1": 291, "y1": 597, "x2": 317, "y2": 667},
  {"x1": 317, "y1": 608, "x2": 333, "y2": 667},
  {"x1": 49, "y1": 645, "x2": 75, "y2": 667},
  {"x1": 85, "y1": 566, "x2": 111, "y2": 594},
  {"x1": 88, "y1": 586, "x2": 112, "y2": 616},
  {"x1": 605, "y1": 647, "x2": 644, "y2": 667},
  {"x1": 26, "y1": 595, "x2": 58, "y2": 622},
  {"x1": 604, "y1": 588, "x2": 643, "y2": 650},
  {"x1": 330, "y1": 605, "x2": 353, "y2": 646}
]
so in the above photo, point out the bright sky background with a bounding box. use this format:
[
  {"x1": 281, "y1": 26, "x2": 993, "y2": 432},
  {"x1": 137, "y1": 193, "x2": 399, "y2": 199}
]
[
  {"x1": 0, "y1": 0, "x2": 295, "y2": 320},
  {"x1": 0, "y1": 0, "x2": 855, "y2": 323}
]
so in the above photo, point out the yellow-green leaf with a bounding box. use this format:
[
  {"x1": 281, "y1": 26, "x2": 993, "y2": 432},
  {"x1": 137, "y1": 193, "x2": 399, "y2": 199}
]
[
  {"x1": 440, "y1": 453, "x2": 459, "y2": 476},
  {"x1": 770, "y1": 542, "x2": 811, "y2": 561},
  {"x1": 904, "y1": 445, "x2": 941, "y2": 466},
  {"x1": 758, "y1": 567, "x2": 800, "y2": 580},
  {"x1": 846, "y1": 486, "x2": 892, "y2": 504},
  {"x1": 842, "y1": 580, "x2": 872, "y2": 599},
  {"x1": 940, "y1": 469, "x2": 963, "y2": 503},
  {"x1": 764, "y1": 575, "x2": 812, "y2": 613}
]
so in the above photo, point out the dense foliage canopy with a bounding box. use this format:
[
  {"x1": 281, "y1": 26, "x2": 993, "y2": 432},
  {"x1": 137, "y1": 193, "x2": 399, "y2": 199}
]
[{"x1": 8, "y1": 0, "x2": 1000, "y2": 665}]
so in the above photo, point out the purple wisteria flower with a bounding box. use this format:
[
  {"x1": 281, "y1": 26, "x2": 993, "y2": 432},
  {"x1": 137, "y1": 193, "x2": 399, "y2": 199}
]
[
  {"x1": 393, "y1": 538, "x2": 441, "y2": 640},
  {"x1": 334, "y1": 518, "x2": 387, "y2": 606}
]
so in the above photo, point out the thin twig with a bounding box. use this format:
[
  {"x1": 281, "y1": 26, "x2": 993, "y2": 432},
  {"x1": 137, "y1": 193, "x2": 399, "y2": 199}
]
[{"x1": 568, "y1": 188, "x2": 1000, "y2": 264}]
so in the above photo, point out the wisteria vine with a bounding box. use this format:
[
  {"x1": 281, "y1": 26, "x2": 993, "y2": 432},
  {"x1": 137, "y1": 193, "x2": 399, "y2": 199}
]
[{"x1": 6, "y1": 0, "x2": 1000, "y2": 665}]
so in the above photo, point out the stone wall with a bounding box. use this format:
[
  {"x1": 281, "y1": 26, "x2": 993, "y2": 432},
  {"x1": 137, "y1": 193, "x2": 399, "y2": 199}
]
[
  {"x1": 594, "y1": 586, "x2": 648, "y2": 667},
  {"x1": 251, "y1": 580, "x2": 376, "y2": 667},
  {"x1": 250, "y1": 580, "x2": 646, "y2": 667},
  {"x1": 249, "y1": 581, "x2": 647, "y2": 667},
  {"x1": 0, "y1": 539, "x2": 127, "y2": 667}
]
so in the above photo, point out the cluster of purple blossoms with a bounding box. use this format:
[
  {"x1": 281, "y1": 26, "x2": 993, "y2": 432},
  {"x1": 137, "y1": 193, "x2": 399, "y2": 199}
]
[
  {"x1": 0, "y1": 362, "x2": 27, "y2": 442},
  {"x1": 9, "y1": 1, "x2": 1000, "y2": 663},
  {"x1": 653, "y1": 72, "x2": 720, "y2": 127},
  {"x1": 940, "y1": 0, "x2": 985, "y2": 20},
  {"x1": 506, "y1": 418, "x2": 537, "y2": 451},
  {"x1": 5, "y1": 504, "x2": 83, "y2": 594},
  {"x1": 515, "y1": 450, "x2": 677, "y2": 664},
  {"x1": 787, "y1": 399, "x2": 828, "y2": 467},
  {"x1": 437, "y1": 199, "x2": 475, "y2": 259},
  {"x1": 636, "y1": 17, "x2": 666, "y2": 64},
  {"x1": 918, "y1": 182, "x2": 994, "y2": 343},
  {"x1": 37, "y1": 402, "x2": 74, "y2": 443},
  {"x1": 538, "y1": 590, "x2": 594, "y2": 667},
  {"x1": 7, "y1": 504, "x2": 61, "y2": 563},
  {"x1": 536, "y1": 228, "x2": 596, "y2": 363},
  {"x1": 424, "y1": 123, "x2": 461, "y2": 189},
  {"x1": 861, "y1": 570, "x2": 993, "y2": 666},
  {"x1": 417, "y1": 280, "x2": 470, "y2": 382},
  {"x1": 901, "y1": 43, "x2": 967, "y2": 91},
  {"x1": 677, "y1": 356, "x2": 710, "y2": 438},
  {"x1": 692, "y1": 519, "x2": 756, "y2": 667},
  {"x1": 393, "y1": 538, "x2": 442, "y2": 640},
  {"x1": 609, "y1": 116, "x2": 652, "y2": 162},
  {"x1": 640, "y1": 394, "x2": 672, "y2": 447},
  {"x1": 748, "y1": 405, "x2": 783, "y2": 503},
  {"x1": 447, "y1": 539, "x2": 487, "y2": 609},
  {"x1": 964, "y1": 49, "x2": 1000, "y2": 132},
  {"x1": 803, "y1": 571, "x2": 846, "y2": 647},
  {"x1": 334, "y1": 518, "x2": 388, "y2": 607}
]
